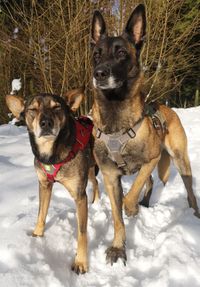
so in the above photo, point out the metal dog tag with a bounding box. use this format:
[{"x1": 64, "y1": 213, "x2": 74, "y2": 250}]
[{"x1": 43, "y1": 164, "x2": 55, "y2": 175}]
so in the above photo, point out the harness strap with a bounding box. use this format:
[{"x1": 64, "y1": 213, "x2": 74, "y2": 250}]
[
  {"x1": 95, "y1": 103, "x2": 167, "y2": 168},
  {"x1": 151, "y1": 110, "x2": 167, "y2": 131},
  {"x1": 96, "y1": 119, "x2": 143, "y2": 168},
  {"x1": 144, "y1": 103, "x2": 167, "y2": 132},
  {"x1": 38, "y1": 116, "x2": 93, "y2": 182},
  {"x1": 38, "y1": 162, "x2": 63, "y2": 182}
]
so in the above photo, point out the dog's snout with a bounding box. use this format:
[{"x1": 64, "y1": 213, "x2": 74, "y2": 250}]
[
  {"x1": 94, "y1": 67, "x2": 110, "y2": 81},
  {"x1": 40, "y1": 117, "x2": 53, "y2": 129}
]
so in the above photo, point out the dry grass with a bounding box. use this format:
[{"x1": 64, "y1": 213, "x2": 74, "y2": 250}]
[{"x1": 0, "y1": 0, "x2": 199, "y2": 123}]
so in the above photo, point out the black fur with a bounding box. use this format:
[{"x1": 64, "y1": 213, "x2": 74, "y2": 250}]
[
  {"x1": 28, "y1": 118, "x2": 75, "y2": 165},
  {"x1": 26, "y1": 93, "x2": 76, "y2": 165}
]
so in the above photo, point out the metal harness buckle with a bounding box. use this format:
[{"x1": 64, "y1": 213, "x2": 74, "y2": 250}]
[
  {"x1": 152, "y1": 116, "x2": 161, "y2": 130},
  {"x1": 127, "y1": 128, "x2": 136, "y2": 138},
  {"x1": 96, "y1": 128, "x2": 102, "y2": 138}
]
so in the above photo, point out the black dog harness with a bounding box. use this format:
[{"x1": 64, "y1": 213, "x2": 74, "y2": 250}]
[{"x1": 96, "y1": 104, "x2": 166, "y2": 168}]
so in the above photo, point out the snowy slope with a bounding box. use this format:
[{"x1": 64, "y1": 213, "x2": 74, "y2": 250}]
[{"x1": 0, "y1": 107, "x2": 200, "y2": 287}]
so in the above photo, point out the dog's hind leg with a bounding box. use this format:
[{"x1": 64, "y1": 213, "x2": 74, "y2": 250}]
[
  {"x1": 32, "y1": 181, "x2": 53, "y2": 237},
  {"x1": 163, "y1": 114, "x2": 200, "y2": 217},
  {"x1": 139, "y1": 149, "x2": 170, "y2": 208},
  {"x1": 172, "y1": 150, "x2": 199, "y2": 217},
  {"x1": 139, "y1": 175, "x2": 153, "y2": 208},
  {"x1": 88, "y1": 166, "x2": 100, "y2": 203},
  {"x1": 158, "y1": 149, "x2": 170, "y2": 185}
]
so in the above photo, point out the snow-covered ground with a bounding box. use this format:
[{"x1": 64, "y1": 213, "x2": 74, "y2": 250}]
[{"x1": 0, "y1": 107, "x2": 200, "y2": 287}]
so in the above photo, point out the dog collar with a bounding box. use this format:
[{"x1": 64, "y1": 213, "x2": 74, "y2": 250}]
[{"x1": 37, "y1": 116, "x2": 93, "y2": 182}]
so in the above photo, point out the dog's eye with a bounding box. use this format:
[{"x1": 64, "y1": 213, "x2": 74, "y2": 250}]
[
  {"x1": 53, "y1": 105, "x2": 61, "y2": 110},
  {"x1": 94, "y1": 52, "x2": 101, "y2": 63},
  {"x1": 27, "y1": 108, "x2": 37, "y2": 117},
  {"x1": 27, "y1": 108, "x2": 37, "y2": 113},
  {"x1": 117, "y1": 49, "x2": 127, "y2": 58}
]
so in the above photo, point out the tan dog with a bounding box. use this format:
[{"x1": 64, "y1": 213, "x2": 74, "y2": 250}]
[
  {"x1": 6, "y1": 90, "x2": 99, "y2": 274},
  {"x1": 91, "y1": 4, "x2": 199, "y2": 265}
]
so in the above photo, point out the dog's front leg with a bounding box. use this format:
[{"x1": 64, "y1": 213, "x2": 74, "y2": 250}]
[
  {"x1": 32, "y1": 180, "x2": 53, "y2": 237},
  {"x1": 71, "y1": 191, "x2": 88, "y2": 274},
  {"x1": 123, "y1": 155, "x2": 160, "y2": 217},
  {"x1": 102, "y1": 171, "x2": 126, "y2": 265}
]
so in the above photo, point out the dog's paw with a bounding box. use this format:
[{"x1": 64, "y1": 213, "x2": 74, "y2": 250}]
[
  {"x1": 194, "y1": 210, "x2": 200, "y2": 219},
  {"x1": 32, "y1": 225, "x2": 44, "y2": 237},
  {"x1": 71, "y1": 261, "x2": 88, "y2": 274},
  {"x1": 32, "y1": 232, "x2": 44, "y2": 237},
  {"x1": 123, "y1": 197, "x2": 139, "y2": 217},
  {"x1": 105, "y1": 246, "x2": 127, "y2": 266}
]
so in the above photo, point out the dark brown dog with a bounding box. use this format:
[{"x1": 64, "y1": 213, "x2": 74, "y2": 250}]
[
  {"x1": 91, "y1": 4, "x2": 199, "y2": 265},
  {"x1": 6, "y1": 89, "x2": 99, "y2": 274}
]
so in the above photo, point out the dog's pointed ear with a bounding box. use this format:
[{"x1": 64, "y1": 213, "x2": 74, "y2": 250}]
[
  {"x1": 123, "y1": 4, "x2": 146, "y2": 52},
  {"x1": 63, "y1": 88, "x2": 85, "y2": 112},
  {"x1": 5, "y1": 94, "x2": 25, "y2": 119},
  {"x1": 91, "y1": 10, "x2": 107, "y2": 45}
]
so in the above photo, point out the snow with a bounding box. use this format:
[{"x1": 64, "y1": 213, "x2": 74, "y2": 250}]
[
  {"x1": 0, "y1": 107, "x2": 200, "y2": 287},
  {"x1": 10, "y1": 79, "x2": 21, "y2": 95}
]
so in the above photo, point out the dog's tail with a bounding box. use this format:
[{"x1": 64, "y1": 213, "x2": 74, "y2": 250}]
[{"x1": 158, "y1": 149, "x2": 170, "y2": 185}]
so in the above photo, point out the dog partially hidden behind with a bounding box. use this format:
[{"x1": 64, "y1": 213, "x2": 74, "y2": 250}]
[
  {"x1": 6, "y1": 89, "x2": 99, "y2": 274},
  {"x1": 91, "y1": 4, "x2": 200, "y2": 265}
]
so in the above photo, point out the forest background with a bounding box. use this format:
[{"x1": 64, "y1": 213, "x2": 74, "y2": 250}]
[{"x1": 0, "y1": 0, "x2": 199, "y2": 123}]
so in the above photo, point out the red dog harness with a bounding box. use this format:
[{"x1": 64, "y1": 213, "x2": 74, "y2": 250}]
[{"x1": 38, "y1": 117, "x2": 93, "y2": 182}]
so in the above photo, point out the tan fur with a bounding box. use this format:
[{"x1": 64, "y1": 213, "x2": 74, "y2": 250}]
[
  {"x1": 133, "y1": 15, "x2": 144, "y2": 43},
  {"x1": 6, "y1": 94, "x2": 24, "y2": 119},
  {"x1": 50, "y1": 100, "x2": 60, "y2": 108},
  {"x1": 91, "y1": 4, "x2": 199, "y2": 266},
  {"x1": 6, "y1": 91, "x2": 99, "y2": 274},
  {"x1": 63, "y1": 88, "x2": 85, "y2": 112},
  {"x1": 93, "y1": 90, "x2": 199, "y2": 215},
  {"x1": 88, "y1": 167, "x2": 99, "y2": 203},
  {"x1": 33, "y1": 171, "x2": 53, "y2": 237},
  {"x1": 158, "y1": 149, "x2": 170, "y2": 185},
  {"x1": 93, "y1": 77, "x2": 200, "y2": 264},
  {"x1": 35, "y1": 137, "x2": 55, "y2": 157},
  {"x1": 103, "y1": 172, "x2": 125, "y2": 248}
]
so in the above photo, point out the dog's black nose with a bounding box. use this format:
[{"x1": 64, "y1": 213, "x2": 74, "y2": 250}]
[
  {"x1": 94, "y1": 67, "x2": 110, "y2": 81},
  {"x1": 40, "y1": 117, "x2": 53, "y2": 129}
]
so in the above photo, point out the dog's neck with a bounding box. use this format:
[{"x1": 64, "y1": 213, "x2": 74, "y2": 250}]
[
  {"x1": 92, "y1": 74, "x2": 144, "y2": 133},
  {"x1": 29, "y1": 117, "x2": 75, "y2": 164},
  {"x1": 35, "y1": 137, "x2": 55, "y2": 159}
]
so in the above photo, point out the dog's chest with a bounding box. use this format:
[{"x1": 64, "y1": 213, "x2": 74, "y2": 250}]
[{"x1": 94, "y1": 138, "x2": 148, "y2": 175}]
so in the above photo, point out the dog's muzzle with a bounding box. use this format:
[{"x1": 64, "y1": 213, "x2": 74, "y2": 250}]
[
  {"x1": 38, "y1": 116, "x2": 56, "y2": 137},
  {"x1": 93, "y1": 65, "x2": 123, "y2": 90},
  {"x1": 94, "y1": 66, "x2": 110, "y2": 82}
]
